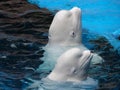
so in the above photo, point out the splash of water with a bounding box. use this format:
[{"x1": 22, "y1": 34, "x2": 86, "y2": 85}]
[{"x1": 26, "y1": 77, "x2": 98, "y2": 90}]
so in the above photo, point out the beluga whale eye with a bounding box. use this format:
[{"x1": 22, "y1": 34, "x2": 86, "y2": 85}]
[
  {"x1": 63, "y1": 10, "x2": 72, "y2": 17},
  {"x1": 70, "y1": 31, "x2": 76, "y2": 38}
]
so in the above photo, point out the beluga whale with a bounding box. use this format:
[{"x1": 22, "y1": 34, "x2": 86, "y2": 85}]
[
  {"x1": 48, "y1": 48, "x2": 93, "y2": 82},
  {"x1": 28, "y1": 48, "x2": 98, "y2": 90},
  {"x1": 37, "y1": 7, "x2": 103, "y2": 72},
  {"x1": 48, "y1": 7, "x2": 82, "y2": 46},
  {"x1": 27, "y1": 7, "x2": 100, "y2": 90}
]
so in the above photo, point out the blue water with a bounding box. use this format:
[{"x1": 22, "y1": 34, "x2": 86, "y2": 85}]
[{"x1": 28, "y1": 0, "x2": 120, "y2": 49}]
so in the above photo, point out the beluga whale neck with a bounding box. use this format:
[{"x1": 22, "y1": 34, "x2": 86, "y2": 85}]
[{"x1": 48, "y1": 7, "x2": 82, "y2": 46}]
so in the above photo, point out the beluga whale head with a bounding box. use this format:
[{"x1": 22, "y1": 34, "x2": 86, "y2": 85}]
[
  {"x1": 48, "y1": 7, "x2": 82, "y2": 46},
  {"x1": 47, "y1": 48, "x2": 93, "y2": 82}
]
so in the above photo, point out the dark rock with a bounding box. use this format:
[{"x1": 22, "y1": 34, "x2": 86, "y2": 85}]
[{"x1": 0, "y1": 0, "x2": 53, "y2": 44}]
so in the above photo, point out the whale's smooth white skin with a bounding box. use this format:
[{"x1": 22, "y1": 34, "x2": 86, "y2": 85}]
[
  {"x1": 48, "y1": 7, "x2": 82, "y2": 46},
  {"x1": 48, "y1": 48, "x2": 93, "y2": 82}
]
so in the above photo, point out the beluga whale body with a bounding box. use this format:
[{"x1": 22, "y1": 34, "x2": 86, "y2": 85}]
[{"x1": 37, "y1": 7, "x2": 103, "y2": 72}]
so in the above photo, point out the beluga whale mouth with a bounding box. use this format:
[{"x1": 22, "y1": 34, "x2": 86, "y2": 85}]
[{"x1": 48, "y1": 7, "x2": 82, "y2": 46}]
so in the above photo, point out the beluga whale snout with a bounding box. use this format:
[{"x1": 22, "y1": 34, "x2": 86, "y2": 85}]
[
  {"x1": 48, "y1": 48, "x2": 93, "y2": 82},
  {"x1": 70, "y1": 7, "x2": 81, "y2": 15}
]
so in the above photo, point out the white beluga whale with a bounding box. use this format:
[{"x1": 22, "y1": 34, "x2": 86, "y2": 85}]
[
  {"x1": 48, "y1": 48, "x2": 93, "y2": 82},
  {"x1": 48, "y1": 7, "x2": 82, "y2": 46},
  {"x1": 37, "y1": 7, "x2": 103, "y2": 72},
  {"x1": 28, "y1": 48, "x2": 98, "y2": 90}
]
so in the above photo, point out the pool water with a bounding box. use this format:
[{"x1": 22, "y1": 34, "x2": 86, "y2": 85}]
[{"x1": 0, "y1": 0, "x2": 120, "y2": 90}]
